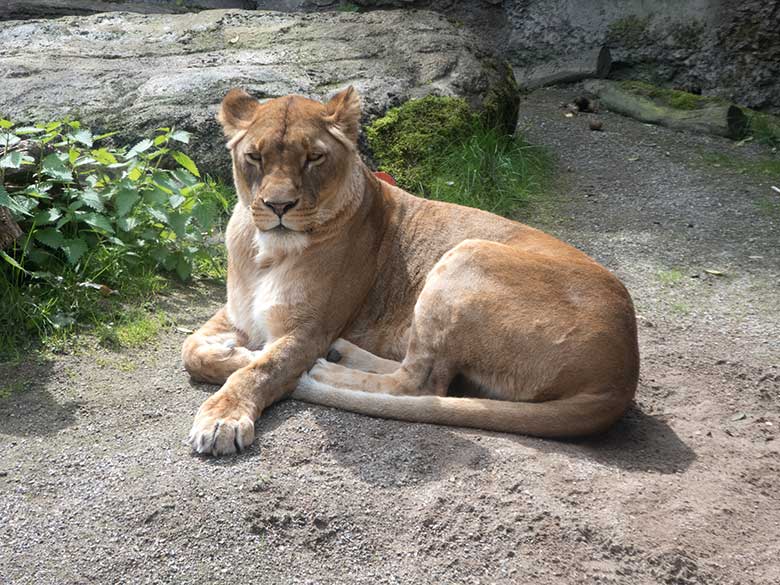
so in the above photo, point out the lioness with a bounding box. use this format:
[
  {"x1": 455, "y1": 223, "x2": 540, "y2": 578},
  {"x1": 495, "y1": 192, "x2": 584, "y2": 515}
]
[{"x1": 183, "y1": 87, "x2": 639, "y2": 456}]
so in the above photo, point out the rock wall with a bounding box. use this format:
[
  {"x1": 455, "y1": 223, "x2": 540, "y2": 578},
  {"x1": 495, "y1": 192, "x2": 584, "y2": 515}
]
[
  {"x1": 505, "y1": 0, "x2": 780, "y2": 112},
  {"x1": 1, "y1": 1, "x2": 777, "y2": 115},
  {"x1": 0, "y1": 9, "x2": 515, "y2": 177}
]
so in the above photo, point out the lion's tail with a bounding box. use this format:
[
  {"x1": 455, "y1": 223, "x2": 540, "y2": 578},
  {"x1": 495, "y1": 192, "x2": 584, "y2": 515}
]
[{"x1": 292, "y1": 375, "x2": 629, "y2": 438}]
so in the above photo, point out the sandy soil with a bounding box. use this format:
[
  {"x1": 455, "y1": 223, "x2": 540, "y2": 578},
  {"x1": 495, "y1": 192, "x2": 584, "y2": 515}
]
[{"x1": 1, "y1": 86, "x2": 778, "y2": 585}]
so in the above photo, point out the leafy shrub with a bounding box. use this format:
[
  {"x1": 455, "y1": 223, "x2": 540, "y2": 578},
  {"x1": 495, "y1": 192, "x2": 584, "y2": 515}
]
[
  {"x1": 0, "y1": 120, "x2": 228, "y2": 280},
  {"x1": 0, "y1": 119, "x2": 232, "y2": 354},
  {"x1": 366, "y1": 96, "x2": 551, "y2": 215}
]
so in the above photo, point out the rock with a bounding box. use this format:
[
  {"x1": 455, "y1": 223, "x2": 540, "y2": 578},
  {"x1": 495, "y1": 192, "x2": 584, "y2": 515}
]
[
  {"x1": 0, "y1": 1, "x2": 254, "y2": 21},
  {"x1": 0, "y1": 9, "x2": 517, "y2": 178}
]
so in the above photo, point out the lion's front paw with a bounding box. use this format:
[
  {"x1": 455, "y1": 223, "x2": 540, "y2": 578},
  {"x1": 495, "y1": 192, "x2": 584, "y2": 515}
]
[{"x1": 188, "y1": 395, "x2": 256, "y2": 456}]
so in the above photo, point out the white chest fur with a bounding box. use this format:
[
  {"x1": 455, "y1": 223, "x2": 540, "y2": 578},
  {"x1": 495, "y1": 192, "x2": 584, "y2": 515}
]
[{"x1": 227, "y1": 231, "x2": 309, "y2": 349}]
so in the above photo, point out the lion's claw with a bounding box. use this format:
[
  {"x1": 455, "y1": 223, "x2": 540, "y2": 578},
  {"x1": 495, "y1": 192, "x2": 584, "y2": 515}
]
[{"x1": 189, "y1": 410, "x2": 255, "y2": 456}]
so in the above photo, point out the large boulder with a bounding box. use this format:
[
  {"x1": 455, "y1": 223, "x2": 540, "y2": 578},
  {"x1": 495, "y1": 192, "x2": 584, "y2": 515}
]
[
  {"x1": 0, "y1": 8, "x2": 516, "y2": 177},
  {"x1": 0, "y1": 2, "x2": 254, "y2": 21}
]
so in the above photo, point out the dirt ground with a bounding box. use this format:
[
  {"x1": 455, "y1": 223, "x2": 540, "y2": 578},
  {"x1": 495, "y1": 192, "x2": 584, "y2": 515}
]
[{"x1": 1, "y1": 86, "x2": 778, "y2": 585}]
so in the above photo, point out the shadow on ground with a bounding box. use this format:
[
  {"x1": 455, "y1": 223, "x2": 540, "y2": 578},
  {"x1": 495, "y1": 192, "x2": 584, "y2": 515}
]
[{"x1": 0, "y1": 356, "x2": 80, "y2": 437}]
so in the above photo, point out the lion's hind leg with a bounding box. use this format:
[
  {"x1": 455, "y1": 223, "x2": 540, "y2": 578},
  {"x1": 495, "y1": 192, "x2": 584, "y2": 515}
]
[
  {"x1": 182, "y1": 307, "x2": 261, "y2": 385},
  {"x1": 326, "y1": 338, "x2": 400, "y2": 374}
]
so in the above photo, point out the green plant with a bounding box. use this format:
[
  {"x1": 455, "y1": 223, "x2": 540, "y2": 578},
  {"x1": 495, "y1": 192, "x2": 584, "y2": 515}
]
[
  {"x1": 337, "y1": 2, "x2": 361, "y2": 12},
  {"x1": 607, "y1": 15, "x2": 652, "y2": 48},
  {"x1": 0, "y1": 119, "x2": 233, "y2": 355},
  {"x1": 0, "y1": 120, "x2": 228, "y2": 280},
  {"x1": 657, "y1": 268, "x2": 684, "y2": 285},
  {"x1": 366, "y1": 96, "x2": 551, "y2": 215}
]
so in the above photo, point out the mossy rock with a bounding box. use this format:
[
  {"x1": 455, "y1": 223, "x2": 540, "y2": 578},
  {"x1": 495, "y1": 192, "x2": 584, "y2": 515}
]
[
  {"x1": 619, "y1": 80, "x2": 718, "y2": 110},
  {"x1": 479, "y1": 58, "x2": 520, "y2": 136},
  {"x1": 366, "y1": 96, "x2": 476, "y2": 193}
]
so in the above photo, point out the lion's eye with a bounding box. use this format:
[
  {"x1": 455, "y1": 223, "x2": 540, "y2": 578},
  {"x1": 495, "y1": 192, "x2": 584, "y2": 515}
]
[
  {"x1": 246, "y1": 152, "x2": 263, "y2": 165},
  {"x1": 307, "y1": 152, "x2": 325, "y2": 164}
]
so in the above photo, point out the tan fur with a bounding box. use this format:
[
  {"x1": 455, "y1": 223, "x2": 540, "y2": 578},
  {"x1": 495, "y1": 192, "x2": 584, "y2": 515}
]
[{"x1": 183, "y1": 87, "x2": 639, "y2": 455}]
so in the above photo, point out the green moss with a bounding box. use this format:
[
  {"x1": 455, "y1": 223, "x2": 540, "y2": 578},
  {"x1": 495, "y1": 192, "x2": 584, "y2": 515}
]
[
  {"x1": 366, "y1": 96, "x2": 476, "y2": 193},
  {"x1": 366, "y1": 96, "x2": 551, "y2": 216},
  {"x1": 619, "y1": 81, "x2": 712, "y2": 110},
  {"x1": 337, "y1": 2, "x2": 361, "y2": 13},
  {"x1": 607, "y1": 15, "x2": 652, "y2": 48},
  {"x1": 481, "y1": 59, "x2": 521, "y2": 136},
  {"x1": 670, "y1": 21, "x2": 705, "y2": 49}
]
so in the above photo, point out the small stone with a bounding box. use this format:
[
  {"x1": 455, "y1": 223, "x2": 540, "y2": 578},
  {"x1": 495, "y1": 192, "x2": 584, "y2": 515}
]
[{"x1": 589, "y1": 119, "x2": 603, "y2": 131}]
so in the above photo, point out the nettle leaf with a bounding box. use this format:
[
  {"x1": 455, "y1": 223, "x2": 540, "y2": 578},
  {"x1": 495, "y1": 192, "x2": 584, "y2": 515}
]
[
  {"x1": 116, "y1": 216, "x2": 139, "y2": 232},
  {"x1": 125, "y1": 138, "x2": 153, "y2": 159},
  {"x1": 170, "y1": 130, "x2": 191, "y2": 144},
  {"x1": 1, "y1": 133, "x2": 21, "y2": 148},
  {"x1": 171, "y1": 168, "x2": 198, "y2": 187},
  {"x1": 115, "y1": 186, "x2": 140, "y2": 217},
  {"x1": 143, "y1": 186, "x2": 168, "y2": 205},
  {"x1": 14, "y1": 126, "x2": 45, "y2": 135},
  {"x1": 147, "y1": 207, "x2": 168, "y2": 224},
  {"x1": 68, "y1": 147, "x2": 80, "y2": 165},
  {"x1": 127, "y1": 164, "x2": 144, "y2": 182},
  {"x1": 0, "y1": 185, "x2": 26, "y2": 215},
  {"x1": 175, "y1": 255, "x2": 192, "y2": 281},
  {"x1": 72, "y1": 128, "x2": 93, "y2": 147},
  {"x1": 0, "y1": 119, "x2": 12, "y2": 129},
  {"x1": 166, "y1": 211, "x2": 189, "y2": 238},
  {"x1": 61, "y1": 238, "x2": 88, "y2": 264},
  {"x1": 168, "y1": 193, "x2": 186, "y2": 209},
  {"x1": 41, "y1": 153, "x2": 73, "y2": 181},
  {"x1": 171, "y1": 151, "x2": 200, "y2": 177},
  {"x1": 192, "y1": 201, "x2": 217, "y2": 229},
  {"x1": 11, "y1": 195, "x2": 38, "y2": 215},
  {"x1": 91, "y1": 148, "x2": 118, "y2": 166},
  {"x1": 83, "y1": 212, "x2": 115, "y2": 233},
  {"x1": 80, "y1": 188, "x2": 105, "y2": 212},
  {"x1": 34, "y1": 228, "x2": 65, "y2": 249},
  {"x1": 0, "y1": 151, "x2": 23, "y2": 169},
  {"x1": 33, "y1": 208, "x2": 63, "y2": 225}
]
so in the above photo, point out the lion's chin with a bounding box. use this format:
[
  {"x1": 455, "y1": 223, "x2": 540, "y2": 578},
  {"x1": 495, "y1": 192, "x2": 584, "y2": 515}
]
[{"x1": 254, "y1": 226, "x2": 311, "y2": 257}]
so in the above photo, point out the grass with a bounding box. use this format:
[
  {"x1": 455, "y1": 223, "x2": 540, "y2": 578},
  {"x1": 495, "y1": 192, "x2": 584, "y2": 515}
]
[
  {"x1": 96, "y1": 309, "x2": 169, "y2": 349},
  {"x1": 367, "y1": 95, "x2": 552, "y2": 216},
  {"x1": 0, "y1": 380, "x2": 25, "y2": 400},
  {"x1": 701, "y1": 152, "x2": 780, "y2": 177},
  {"x1": 427, "y1": 125, "x2": 552, "y2": 215},
  {"x1": 671, "y1": 301, "x2": 691, "y2": 315},
  {"x1": 0, "y1": 175, "x2": 234, "y2": 360},
  {"x1": 658, "y1": 268, "x2": 685, "y2": 285}
]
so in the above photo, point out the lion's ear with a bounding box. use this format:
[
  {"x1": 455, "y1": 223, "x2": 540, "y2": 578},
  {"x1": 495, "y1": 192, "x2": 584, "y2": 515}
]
[
  {"x1": 218, "y1": 88, "x2": 259, "y2": 138},
  {"x1": 324, "y1": 86, "x2": 361, "y2": 144}
]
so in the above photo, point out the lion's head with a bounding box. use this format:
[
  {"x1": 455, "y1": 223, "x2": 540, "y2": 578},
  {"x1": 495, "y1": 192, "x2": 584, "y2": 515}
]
[{"x1": 218, "y1": 87, "x2": 363, "y2": 243}]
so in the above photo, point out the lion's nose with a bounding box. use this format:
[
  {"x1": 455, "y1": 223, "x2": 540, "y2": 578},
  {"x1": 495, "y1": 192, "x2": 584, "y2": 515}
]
[{"x1": 263, "y1": 199, "x2": 299, "y2": 217}]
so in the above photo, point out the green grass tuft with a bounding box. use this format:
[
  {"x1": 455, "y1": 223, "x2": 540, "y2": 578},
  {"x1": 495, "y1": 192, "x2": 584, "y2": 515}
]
[
  {"x1": 657, "y1": 268, "x2": 685, "y2": 285},
  {"x1": 367, "y1": 96, "x2": 551, "y2": 216},
  {"x1": 96, "y1": 309, "x2": 168, "y2": 349}
]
